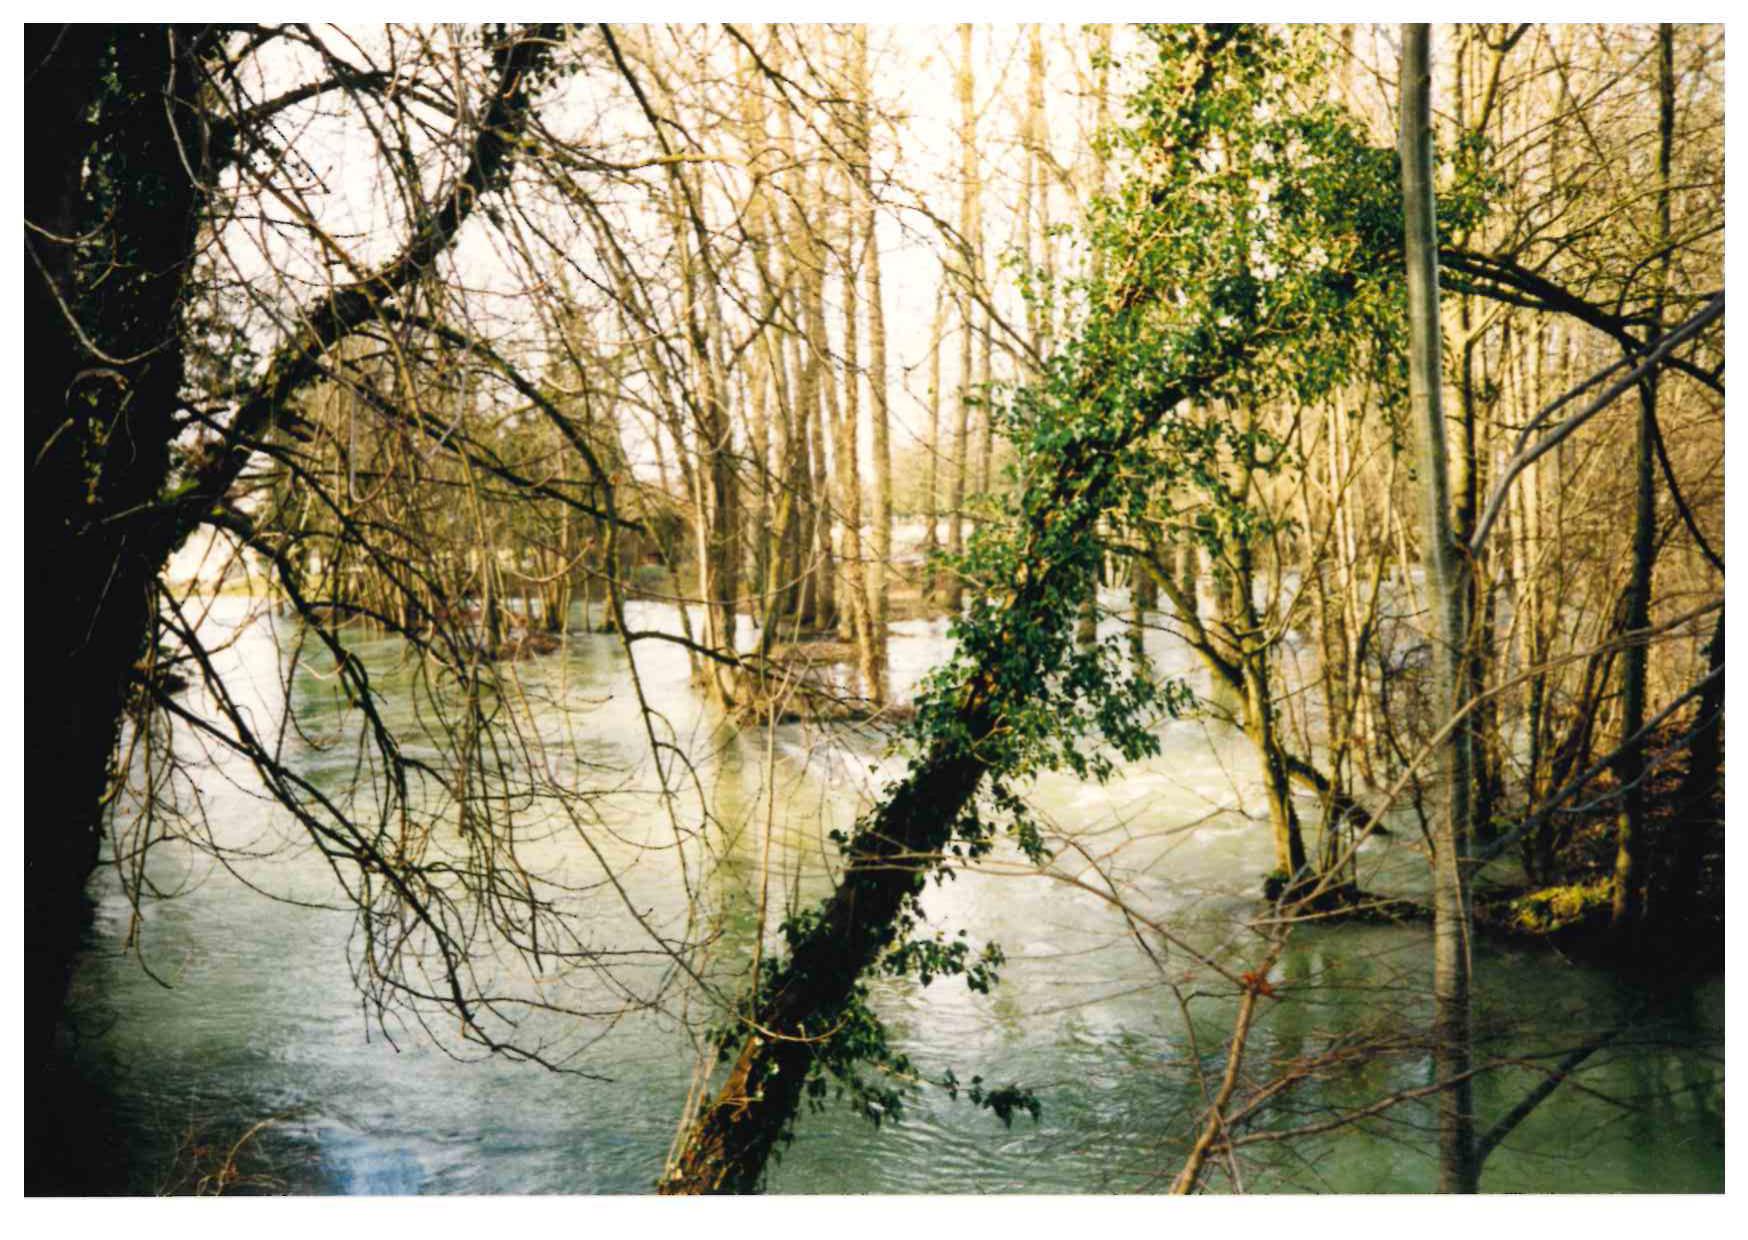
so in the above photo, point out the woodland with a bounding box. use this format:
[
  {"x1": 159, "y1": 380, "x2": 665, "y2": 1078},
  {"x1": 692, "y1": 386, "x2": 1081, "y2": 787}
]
[{"x1": 24, "y1": 22, "x2": 1724, "y2": 1195}]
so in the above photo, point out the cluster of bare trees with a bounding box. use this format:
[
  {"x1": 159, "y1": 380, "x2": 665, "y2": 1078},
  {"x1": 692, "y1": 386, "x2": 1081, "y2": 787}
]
[{"x1": 260, "y1": 25, "x2": 1135, "y2": 711}]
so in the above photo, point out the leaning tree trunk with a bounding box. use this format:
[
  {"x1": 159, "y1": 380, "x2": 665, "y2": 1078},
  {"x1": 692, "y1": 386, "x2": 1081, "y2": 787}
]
[
  {"x1": 659, "y1": 25, "x2": 1364, "y2": 1195},
  {"x1": 661, "y1": 275, "x2": 1281, "y2": 1196},
  {"x1": 658, "y1": 429, "x2": 1125, "y2": 1192},
  {"x1": 662, "y1": 278, "x2": 1261, "y2": 1188},
  {"x1": 1400, "y1": 22, "x2": 1479, "y2": 1195}
]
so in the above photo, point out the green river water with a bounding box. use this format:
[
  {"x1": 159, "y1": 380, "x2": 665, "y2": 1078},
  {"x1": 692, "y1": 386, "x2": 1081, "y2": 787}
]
[{"x1": 53, "y1": 595, "x2": 1722, "y2": 1194}]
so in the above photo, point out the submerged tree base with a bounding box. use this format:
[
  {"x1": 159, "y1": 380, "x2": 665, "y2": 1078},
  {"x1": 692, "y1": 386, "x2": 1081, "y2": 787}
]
[
  {"x1": 1477, "y1": 750, "x2": 1723, "y2": 970},
  {"x1": 1267, "y1": 877, "x2": 1432, "y2": 924}
]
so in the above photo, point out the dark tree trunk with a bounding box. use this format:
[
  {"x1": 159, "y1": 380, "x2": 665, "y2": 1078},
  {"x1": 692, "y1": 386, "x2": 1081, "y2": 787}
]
[
  {"x1": 1611, "y1": 23, "x2": 1675, "y2": 940},
  {"x1": 661, "y1": 360, "x2": 1217, "y2": 1190},
  {"x1": 26, "y1": 25, "x2": 210, "y2": 1188},
  {"x1": 1660, "y1": 608, "x2": 1722, "y2": 933}
]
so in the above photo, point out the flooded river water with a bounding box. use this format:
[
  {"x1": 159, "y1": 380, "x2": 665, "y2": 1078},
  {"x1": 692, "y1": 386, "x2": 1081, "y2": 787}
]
[{"x1": 53, "y1": 595, "x2": 1722, "y2": 1193}]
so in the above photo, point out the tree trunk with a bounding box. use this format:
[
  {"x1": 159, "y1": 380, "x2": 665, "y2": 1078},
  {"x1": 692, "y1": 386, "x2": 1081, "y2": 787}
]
[
  {"x1": 803, "y1": 164, "x2": 838, "y2": 635},
  {"x1": 855, "y1": 26, "x2": 892, "y2": 705},
  {"x1": 836, "y1": 143, "x2": 877, "y2": 698},
  {"x1": 1662, "y1": 607, "x2": 1722, "y2": 926},
  {"x1": 1451, "y1": 30, "x2": 1491, "y2": 851},
  {"x1": 944, "y1": 23, "x2": 979, "y2": 616},
  {"x1": 1400, "y1": 22, "x2": 1478, "y2": 1194},
  {"x1": 26, "y1": 33, "x2": 205, "y2": 1185},
  {"x1": 1234, "y1": 561, "x2": 1306, "y2": 885},
  {"x1": 674, "y1": 188, "x2": 738, "y2": 706},
  {"x1": 922, "y1": 279, "x2": 947, "y2": 604},
  {"x1": 25, "y1": 23, "x2": 558, "y2": 1185},
  {"x1": 1610, "y1": 22, "x2": 1674, "y2": 939},
  {"x1": 1130, "y1": 551, "x2": 1156, "y2": 665}
]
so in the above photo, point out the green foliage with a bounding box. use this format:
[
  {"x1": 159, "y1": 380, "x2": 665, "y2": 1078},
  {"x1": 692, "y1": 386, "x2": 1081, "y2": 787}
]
[
  {"x1": 1077, "y1": 25, "x2": 1495, "y2": 583},
  {"x1": 706, "y1": 901, "x2": 1006, "y2": 1137},
  {"x1": 801, "y1": 984, "x2": 912, "y2": 1130},
  {"x1": 882, "y1": 926, "x2": 1004, "y2": 994},
  {"x1": 918, "y1": 24, "x2": 1425, "y2": 773}
]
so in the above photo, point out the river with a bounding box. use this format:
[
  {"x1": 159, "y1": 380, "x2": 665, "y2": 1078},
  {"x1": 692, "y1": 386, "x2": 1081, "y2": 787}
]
[{"x1": 52, "y1": 594, "x2": 1723, "y2": 1194}]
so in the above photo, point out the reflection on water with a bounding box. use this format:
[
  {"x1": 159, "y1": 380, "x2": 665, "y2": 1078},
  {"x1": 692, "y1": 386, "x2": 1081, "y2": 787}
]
[{"x1": 54, "y1": 595, "x2": 1722, "y2": 1194}]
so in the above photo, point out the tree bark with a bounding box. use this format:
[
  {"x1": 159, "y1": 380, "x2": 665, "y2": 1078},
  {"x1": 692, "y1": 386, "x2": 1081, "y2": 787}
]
[
  {"x1": 922, "y1": 279, "x2": 946, "y2": 603},
  {"x1": 1661, "y1": 607, "x2": 1722, "y2": 925},
  {"x1": 803, "y1": 164, "x2": 838, "y2": 634},
  {"x1": 1400, "y1": 22, "x2": 1479, "y2": 1194},
  {"x1": 1610, "y1": 23, "x2": 1674, "y2": 939},
  {"x1": 944, "y1": 24, "x2": 979, "y2": 615},
  {"x1": 855, "y1": 26, "x2": 892, "y2": 704},
  {"x1": 26, "y1": 35, "x2": 206, "y2": 1177},
  {"x1": 835, "y1": 140, "x2": 877, "y2": 697}
]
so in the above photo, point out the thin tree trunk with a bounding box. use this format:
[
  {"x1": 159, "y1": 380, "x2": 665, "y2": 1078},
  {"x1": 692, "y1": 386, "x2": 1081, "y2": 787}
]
[
  {"x1": 1610, "y1": 22, "x2": 1674, "y2": 939},
  {"x1": 1401, "y1": 22, "x2": 1478, "y2": 1194},
  {"x1": 1224, "y1": 527, "x2": 1306, "y2": 883},
  {"x1": 1026, "y1": 23, "x2": 1055, "y2": 358},
  {"x1": 855, "y1": 26, "x2": 891, "y2": 704},
  {"x1": 922, "y1": 279, "x2": 946, "y2": 604},
  {"x1": 836, "y1": 135, "x2": 876, "y2": 697},
  {"x1": 944, "y1": 23, "x2": 979, "y2": 615},
  {"x1": 802, "y1": 166, "x2": 837, "y2": 633},
  {"x1": 1453, "y1": 28, "x2": 1500, "y2": 851}
]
